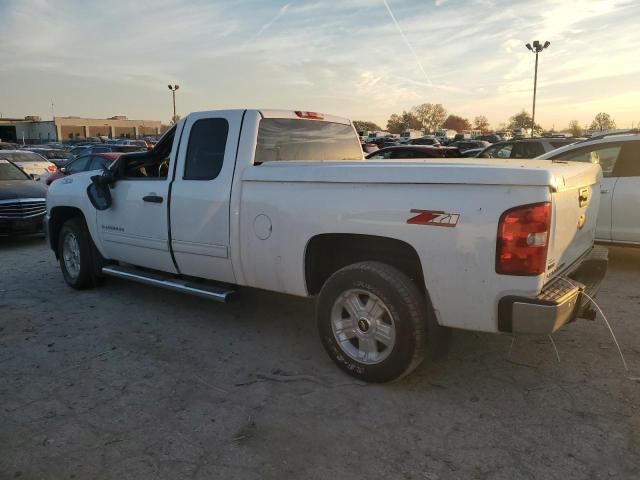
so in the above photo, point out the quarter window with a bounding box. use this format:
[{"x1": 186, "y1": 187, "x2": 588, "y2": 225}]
[{"x1": 184, "y1": 118, "x2": 229, "y2": 180}]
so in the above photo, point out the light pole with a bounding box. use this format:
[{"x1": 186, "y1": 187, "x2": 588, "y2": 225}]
[
  {"x1": 167, "y1": 84, "x2": 180, "y2": 123},
  {"x1": 525, "y1": 40, "x2": 550, "y2": 138}
]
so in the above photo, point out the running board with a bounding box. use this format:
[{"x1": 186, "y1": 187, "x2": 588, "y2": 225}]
[{"x1": 101, "y1": 265, "x2": 234, "y2": 302}]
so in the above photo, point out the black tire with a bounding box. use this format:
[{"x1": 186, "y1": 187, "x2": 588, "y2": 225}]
[
  {"x1": 317, "y1": 261, "x2": 427, "y2": 382},
  {"x1": 58, "y1": 217, "x2": 100, "y2": 290}
]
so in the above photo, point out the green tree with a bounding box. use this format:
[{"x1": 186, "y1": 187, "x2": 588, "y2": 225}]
[
  {"x1": 413, "y1": 103, "x2": 447, "y2": 133},
  {"x1": 567, "y1": 120, "x2": 582, "y2": 137},
  {"x1": 473, "y1": 115, "x2": 490, "y2": 132},
  {"x1": 386, "y1": 114, "x2": 404, "y2": 134},
  {"x1": 386, "y1": 111, "x2": 422, "y2": 134},
  {"x1": 352, "y1": 120, "x2": 382, "y2": 133},
  {"x1": 589, "y1": 112, "x2": 616, "y2": 131},
  {"x1": 442, "y1": 114, "x2": 471, "y2": 132},
  {"x1": 507, "y1": 110, "x2": 541, "y2": 131}
]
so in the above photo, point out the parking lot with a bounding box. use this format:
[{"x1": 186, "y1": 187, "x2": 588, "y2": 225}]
[{"x1": 1, "y1": 236, "x2": 639, "y2": 479}]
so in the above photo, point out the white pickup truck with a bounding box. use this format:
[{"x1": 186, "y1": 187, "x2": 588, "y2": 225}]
[{"x1": 45, "y1": 109, "x2": 608, "y2": 382}]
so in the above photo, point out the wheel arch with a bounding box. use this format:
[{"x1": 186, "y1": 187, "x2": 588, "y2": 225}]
[{"x1": 304, "y1": 233, "x2": 427, "y2": 296}]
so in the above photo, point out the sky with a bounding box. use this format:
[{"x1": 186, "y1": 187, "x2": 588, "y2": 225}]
[{"x1": 1, "y1": 0, "x2": 639, "y2": 130}]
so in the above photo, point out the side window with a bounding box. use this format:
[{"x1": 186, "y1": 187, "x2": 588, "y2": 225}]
[
  {"x1": 512, "y1": 142, "x2": 544, "y2": 158},
  {"x1": 612, "y1": 142, "x2": 640, "y2": 177},
  {"x1": 391, "y1": 149, "x2": 416, "y2": 159},
  {"x1": 184, "y1": 118, "x2": 229, "y2": 180},
  {"x1": 482, "y1": 143, "x2": 512, "y2": 158},
  {"x1": 67, "y1": 156, "x2": 90, "y2": 173},
  {"x1": 553, "y1": 145, "x2": 622, "y2": 177},
  {"x1": 88, "y1": 156, "x2": 106, "y2": 170}
]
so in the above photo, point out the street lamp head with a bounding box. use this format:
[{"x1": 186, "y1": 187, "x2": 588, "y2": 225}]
[
  {"x1": 526, "y1": 43, "x2": 533, "y2": 51},
  {"x1": 533, "y1": 40, "x2": 541, "y2": 50},
  {"x1": 168, "y1": 84, "x2": 172, "y2": 90},
  {"x1": 175, "y1": 85, "x2": 180, "y2": 90},
  {"x1": 543, "y1": 41, "x2": 550, "y2": 49}
]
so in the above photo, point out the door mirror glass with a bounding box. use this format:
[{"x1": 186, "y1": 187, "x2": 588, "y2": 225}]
[
  {"x1": 87, "y1": 177, "x2": 112, "y2": 210},
  {"x1": 59, "y1": 167, "x2": 67, "y2": 174}
]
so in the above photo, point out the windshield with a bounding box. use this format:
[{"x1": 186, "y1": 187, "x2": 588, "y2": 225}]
[
  {"x1": 29, "y1": 149, "x2": 70, "y2": 160},
  {"x1": 254, "y1": 119, "x2": 362, "y2": 163},
  {"x1": 0, "y1": 151, "x2": 46, "y2": 163},
  {"x1": 0, "y1": 159, "x2": 29, "y2": 180}
]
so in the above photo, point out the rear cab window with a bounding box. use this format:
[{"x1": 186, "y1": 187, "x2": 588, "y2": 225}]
[{"x1": 254, "y1": 119, "x2": 362, "y2": 164}]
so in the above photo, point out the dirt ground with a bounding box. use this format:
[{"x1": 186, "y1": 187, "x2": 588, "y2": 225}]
[{"x1": 1, "y1": 236, "x2": 639, "y2": 480}]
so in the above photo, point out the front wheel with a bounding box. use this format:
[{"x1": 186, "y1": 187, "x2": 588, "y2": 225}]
[
  {"x1": 58, "y1": 217, "x2": 98, "y2": 290},
  {"x1": 317, "y1": 261, "x2": 427, "y2": 382}
]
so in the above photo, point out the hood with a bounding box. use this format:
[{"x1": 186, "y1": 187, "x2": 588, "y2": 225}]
[{"x1": 0, "y1": 180, "x2": 47, "y2": 201}]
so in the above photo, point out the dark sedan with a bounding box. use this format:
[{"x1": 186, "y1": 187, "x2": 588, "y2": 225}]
[
  {"x1": 365, "y1": 145, "x2": 462, "y2": 159},
  {"x1": 0, "y1": 158, "x2": 47, "y2": 236}
]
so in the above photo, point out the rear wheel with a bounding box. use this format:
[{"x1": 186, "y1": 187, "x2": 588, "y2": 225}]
[
  {"x1": 317, "y1": 261, "x2": 427, "y2": 382},
  {"x1": 58, "y1": 217, "x2": 99, "y2": 289}
]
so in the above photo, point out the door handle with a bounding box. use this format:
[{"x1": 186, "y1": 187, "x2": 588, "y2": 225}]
[
  {"x1": 143, "y1": 195, "x2": 163, "y2": 203},
  {"x1": 600, "y1": 190, "x2": 609, "y2": 194}
]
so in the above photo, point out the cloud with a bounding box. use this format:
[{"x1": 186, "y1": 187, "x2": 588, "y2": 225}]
[{"x1": 0, "y1": 0, "x2": 638, "y2": 127}]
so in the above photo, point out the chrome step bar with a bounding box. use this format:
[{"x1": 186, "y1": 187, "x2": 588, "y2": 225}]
[{"x1": 102, "y1": 265, "x2": 234, "y2": 302}]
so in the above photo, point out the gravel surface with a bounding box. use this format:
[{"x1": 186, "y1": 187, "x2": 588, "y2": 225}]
[{"x1": 1, "y1": 236, "x2": 639, "y2": 479}]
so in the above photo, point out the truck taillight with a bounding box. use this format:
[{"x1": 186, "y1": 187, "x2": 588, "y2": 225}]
[
  {"x1": 496, "y1": 202, "x2": 551, "y2": 276},
  {"x1": 47, "y1": 165, "x2": 57, "y2": 172}
]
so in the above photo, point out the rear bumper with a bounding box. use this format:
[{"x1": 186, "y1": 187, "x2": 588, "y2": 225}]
[{"x1": 498, "y1": 246, "x2": 608, "y2": 334}]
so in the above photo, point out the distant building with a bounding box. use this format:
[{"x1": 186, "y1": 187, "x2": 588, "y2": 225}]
[{"x1": 0, "y1": 115, "x2": 162, "y2": 144}]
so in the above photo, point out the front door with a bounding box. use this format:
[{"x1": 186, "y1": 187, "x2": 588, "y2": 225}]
[
  {"x1": 96, "y1": 129, "x2": 178, "y2": 273},
  {"x1": 169, "y1": 110, "x2": 244, "y2": 283}
]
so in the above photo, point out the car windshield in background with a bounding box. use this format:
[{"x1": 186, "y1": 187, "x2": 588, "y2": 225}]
[
  {"x1": 0, "y1": 159, "x2": 29, "y2": 180},
  {"x1": 254, "y1": 119, "x2": 362, "y2": 163},
  {"x1": 0, "y1": 151, "x2": 46, "y2": 162},
  {"x1": 34, "y1": 149, "x2": 70, "y2": 160}
]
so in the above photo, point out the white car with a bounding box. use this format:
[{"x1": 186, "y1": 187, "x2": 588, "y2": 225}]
[
  {"x1": 537, "y1": 132, "x2": 640, "y2": 246},
  {"x1": 0, "y1": 150, "x2": 57, "y2": 183},
  {"x1": 45, "y1": 109, "x2": 606, "y2": 382}
]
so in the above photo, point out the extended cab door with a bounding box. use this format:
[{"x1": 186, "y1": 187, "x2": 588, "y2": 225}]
[
  {"x1": 169, "y1": 110, "x2": 244, "y2": 283},
  {"x1": 95, "y1": 128, "x2": 178, "y2": 273},
  {"x1": 611, "y1": 141, "x2": 640, "y2": 243}
]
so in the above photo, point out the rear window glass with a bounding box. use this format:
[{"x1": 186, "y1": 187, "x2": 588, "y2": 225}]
[{"x1": 254, "y1": 119, "x2": 362, "y2": 163}]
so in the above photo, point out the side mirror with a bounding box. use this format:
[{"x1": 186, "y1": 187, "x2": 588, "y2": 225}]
[
  {"x1": 60, "y1": 167, "x2": 67, "y2": 174},
  {"x1": 87, "y1": 175, "x2": 112, "y2": 210}
]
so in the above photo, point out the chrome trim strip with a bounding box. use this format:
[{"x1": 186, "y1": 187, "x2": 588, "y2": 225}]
[{"x1": 0, "y1": 198, "x2": 46, "y2": 205}]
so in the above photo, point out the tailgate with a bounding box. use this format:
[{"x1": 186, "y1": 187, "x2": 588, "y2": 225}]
[{"x1": 545, "y1": 162, "x2": 602, "y2": 281}]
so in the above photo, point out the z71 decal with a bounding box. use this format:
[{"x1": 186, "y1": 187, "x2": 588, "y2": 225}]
[{"x1": 407, "y1": 209, "x2": 460, "y2": 227}]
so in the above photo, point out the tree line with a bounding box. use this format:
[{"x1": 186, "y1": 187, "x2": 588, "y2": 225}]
[{"x1": 353, "y1": 106, "x2": 622, "y2": 137}]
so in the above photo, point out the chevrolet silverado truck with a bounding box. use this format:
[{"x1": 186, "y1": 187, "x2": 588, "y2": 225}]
[{"x1": 45, "y1": 109, "x2": 608, "y2": 382}]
